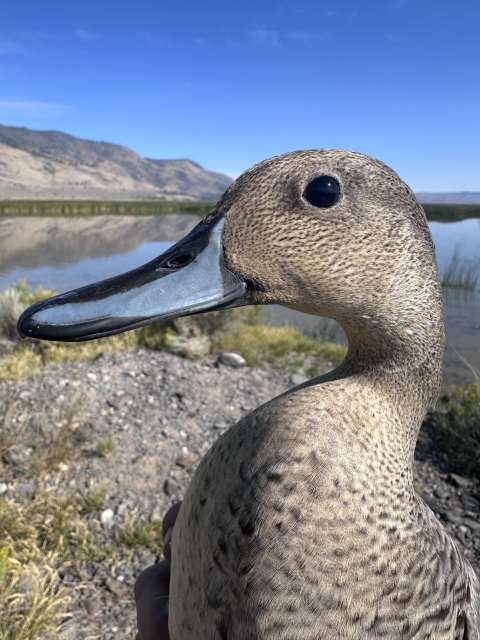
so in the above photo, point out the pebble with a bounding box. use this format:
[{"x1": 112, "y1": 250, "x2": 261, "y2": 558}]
[
  {"x1": 3, "y1": 444, "x2": 33, "y2": 468},
  {"x1": 107, "y1": 392, "x2": 133, "y2": 410},
  {"x1": 137, "y1": 552, "x2": 157, "y2": 572},
  {"x1": 101, "y1": 509, "x2": 115, "y2": 528},
  {"x1": 105, "y1": 578, "x2": 130, "y2": 598},
  {"x1": 13, "y1": 481, "x2": 36, "y2": 497},
  {"x1": 291, "y1": 373, "x2": 309, "y2": 385},
  {"x1": 0, "y1": 483, "x2": 8, "y2": 494},
  {"x1": 218, "y1": 352, "x2": 247, "y2": 368},
  {"x1": 449, "y1": 473, "x2": 470, "y2": 489},
  {"x1": 463, "y1": 518, "x2": 480, "y2": 533},
  {"x1": 82, "y1": 597, "x2": 102, "y2": 616},
  {"x1": 434, "y1": 488, "x2": 451, "y2": 499}
]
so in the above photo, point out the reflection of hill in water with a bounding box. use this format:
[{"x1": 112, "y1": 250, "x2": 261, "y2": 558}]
[{"x1": 0, "y1": 215, "x2": 199, "y2": 271}]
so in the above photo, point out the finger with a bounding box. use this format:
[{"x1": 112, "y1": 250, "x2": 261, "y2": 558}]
[
  {"x1": 135, "y1": 561, "x2": 171, "y2": 640},
  {"x1": 162, "y1": 502, "x2": 182, "y2": 562},
  {"x1": 162, "y1": 502, "x2": 182, "y2": 538}
]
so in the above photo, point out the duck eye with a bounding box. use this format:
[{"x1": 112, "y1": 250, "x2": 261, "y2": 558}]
[{"x1": 303, "y1": 176, "x2": 340, "y2": 208}]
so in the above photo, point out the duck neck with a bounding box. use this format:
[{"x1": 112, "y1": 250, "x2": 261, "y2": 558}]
[{"x1": 337, "y1": 306, "x2": 445, "y2": 424}]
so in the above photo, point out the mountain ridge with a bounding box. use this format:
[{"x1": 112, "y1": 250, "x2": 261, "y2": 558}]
[
  {"x1": 0, "y1": 124, "x2": 478, "y2": 203},
  {"x1": 0, "y1": 124, "x2": 233, "y2": 200}
]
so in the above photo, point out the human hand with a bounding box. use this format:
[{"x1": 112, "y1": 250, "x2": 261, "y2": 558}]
[{"x1": 134, "y1": 502, "x2": 182, "y2": 640}]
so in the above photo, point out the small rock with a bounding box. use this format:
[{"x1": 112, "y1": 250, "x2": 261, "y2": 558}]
[
  {"x1": 82, "y1": 596, "x2": 102, "y2": 616},
  {"x1": 107, "y1": 392, "x2": 133, "y2": 409},
  {"x1": 137, "y1": 552, "x2": 157, "y2": 572},
  {"x1": 13, "y1": 481, "x2": 36, "y2": 498},
  {"x1": 448, "y1": 473, "x2": 470, "y2": 489},
  {"x1": 100, "y1": 509, "x2": 115, "y2": 528},
  {"x1": 291, "y1": 373, "x2": 309, "y2": 385},
  {"x1": 0, "y1": 483, "x2": 8, "y2": 494},
  {"x1": 175, "y1": 451, "x2": 195, "y2": 470},
  {"x1": 463, "y1": 518, "x2": 480, "y2": 533},
  {"x1": 433, "y1": 488, "x2": 451, "y2": 500},
  {"x1": 442, "y1": 510, "x2": 463, "y2": 524},
  {"x1": 116, "y1": 502, "x2": 129, "y2": 517},
  {"x1": 163, "y1": 479, "x2": 181, "y2": 496},
  {"x1": 3, "y1": 445, "x2": 33, "y2": 468},
  {"x1": 461, "y1": 494, "x2": 480, "y2": 510},
  {"x1": 218, "y1": 352, "x2": 246, "y2": 368},
  {"x1": 86, "y1": 372, "x2": 98, "y2": 382},
  {"x1": 105, "y1": 577, "x2": 129, "y2": 598}
]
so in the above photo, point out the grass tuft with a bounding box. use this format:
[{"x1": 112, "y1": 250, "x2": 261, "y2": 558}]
[
  {"x1": 441, "y1": 248, "x2": 480, "y2": 291},
  {"x1": 117, "y1": 512, "x2": 163, "y2": 553},
  {"x1": 79, "y1": 486, "x2": 107, "y2": 514},
  {"x1": 95, "y1": 438, "x2": 115, "y2": 458},
  {"x1": 213, "y1": 323, "x2": 346, "y2": 370}
]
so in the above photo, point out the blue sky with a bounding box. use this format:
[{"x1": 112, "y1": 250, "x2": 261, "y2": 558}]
[{"x1": 1, "y1": 0, "x2": 479, "y2": 191}]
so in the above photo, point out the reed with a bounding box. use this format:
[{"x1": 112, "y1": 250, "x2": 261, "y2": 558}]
[{"x1": 441, "y1": 248, "x2": 480, "y2": 291}]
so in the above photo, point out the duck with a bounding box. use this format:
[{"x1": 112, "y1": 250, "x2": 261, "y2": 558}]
[{"x1": 18, "y1": 149, "x2": 480, "y2": 639}]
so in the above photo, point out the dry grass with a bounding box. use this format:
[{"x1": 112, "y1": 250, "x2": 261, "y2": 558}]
[
  {"x1": 0, "y1": 490, "x2": 99, "y2": 640},
  {"x1": 117, "y1": 512, "x2": 163, "y2": 553},
  {"x1": 0, "y1": 486, "x2": 167, "y2": 639}
]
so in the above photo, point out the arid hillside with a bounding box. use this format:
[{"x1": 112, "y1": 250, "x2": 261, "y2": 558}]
[{"x1": 0, "y1": 124, "x2": 233, "y2": 200}]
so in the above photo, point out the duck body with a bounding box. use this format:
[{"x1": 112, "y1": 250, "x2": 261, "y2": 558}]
[
  {"x1": 17, "y1": 150, "x2": 480, "y2": 638},
  {"x1": 170, "y1": 375, "x2": 479, "y2": 640}
]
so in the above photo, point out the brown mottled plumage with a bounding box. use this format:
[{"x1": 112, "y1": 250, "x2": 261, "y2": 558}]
[{"x1": 169, "y1": 150, "x2": 480, "y2": 639}]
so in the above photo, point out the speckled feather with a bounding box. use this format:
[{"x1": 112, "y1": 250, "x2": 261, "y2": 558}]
[{"x1": 168, "y1": 150, "x2": 480, "y2": 639}]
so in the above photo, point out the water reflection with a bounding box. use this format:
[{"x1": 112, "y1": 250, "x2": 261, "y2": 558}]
[{"x1": 0, "y1": 215, "x2": 478, "y2": 388}]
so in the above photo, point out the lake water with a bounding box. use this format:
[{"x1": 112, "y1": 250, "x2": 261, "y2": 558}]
[{"x1": 1, "y1": 215, "x2": 478, "y2": 388}]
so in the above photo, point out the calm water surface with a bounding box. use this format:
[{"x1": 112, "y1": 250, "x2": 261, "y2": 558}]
[{"x1": 1, "y1": 216, "x2": 478, "y2": 388}]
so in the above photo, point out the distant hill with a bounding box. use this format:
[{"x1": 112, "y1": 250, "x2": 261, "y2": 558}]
[
  {"x1": 0, "y1": 124, "x2": 233, "y2": 200},
  {"x1": 416, "y1": 191, "x2": 480, "y2": 205}
]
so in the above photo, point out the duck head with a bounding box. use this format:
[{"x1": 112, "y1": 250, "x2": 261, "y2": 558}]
[{"x1": 18, "y1": 149, "x2": 444, "y2": 377}]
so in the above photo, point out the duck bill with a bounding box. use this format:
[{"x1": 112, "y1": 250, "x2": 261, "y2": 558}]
[{"x1": 17, "y1": 217, "x2": 248, "y2": 342}]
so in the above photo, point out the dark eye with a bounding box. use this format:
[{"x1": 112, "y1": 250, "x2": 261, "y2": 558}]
[{"x1": 303, "y1": 176, "x2": 340, "y2": 208}]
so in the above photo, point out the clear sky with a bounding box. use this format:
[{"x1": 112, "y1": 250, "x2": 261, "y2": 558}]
[{"x1": 1, "y1": 0, "x2": 479, "y2": 191}]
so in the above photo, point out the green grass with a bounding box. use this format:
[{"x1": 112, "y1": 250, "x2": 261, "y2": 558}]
[
  {"x1": 441, "y1": 248, "x2": 480, "y2": 291},
  {"x1": 213, "y1": 323, "x2": 346, "y2": 371},
  {"x1": 422, "y1": 204, "x2": 480, "y2": 222},
  {"x1": 79, "y1": 486, "x2": 107, "y2": 514},
  {"x1": 1, "y1": 200, "x2": 479, "y2": 222},
  {"x1": 437, "y1": 382, "x2": 480, "y2": 476},
  {"x1": 95, "y1": 437, "x2": 115, "y2": 458},
  {"x1": 0, "y1": 200, "x2": 216, "y2": 217}
]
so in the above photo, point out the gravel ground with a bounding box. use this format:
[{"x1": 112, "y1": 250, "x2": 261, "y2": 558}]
[{"x1": 1, "y1": 348, "x2": 479, "y2": 639}]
